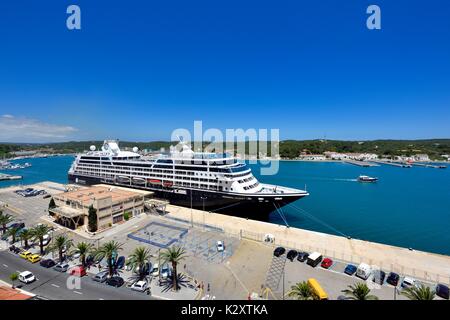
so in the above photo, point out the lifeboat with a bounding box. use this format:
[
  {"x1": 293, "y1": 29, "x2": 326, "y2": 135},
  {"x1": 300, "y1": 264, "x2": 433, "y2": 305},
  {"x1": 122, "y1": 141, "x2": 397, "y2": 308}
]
[
  {"x1": 163, "y1": 181, "x2": 173, "y2": 187},
  {"x1": 132, "y1": 177, "x2": 146, "y2": 185},
  {"x1": 148, "y1": 179, "x2": 162, "y2": 185}
]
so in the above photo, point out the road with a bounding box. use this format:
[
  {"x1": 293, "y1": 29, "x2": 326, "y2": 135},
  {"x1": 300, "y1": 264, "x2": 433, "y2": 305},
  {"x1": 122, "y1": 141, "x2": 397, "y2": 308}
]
[{"x1": 0, "y1": 251, "x2": 155, "y2": 300}]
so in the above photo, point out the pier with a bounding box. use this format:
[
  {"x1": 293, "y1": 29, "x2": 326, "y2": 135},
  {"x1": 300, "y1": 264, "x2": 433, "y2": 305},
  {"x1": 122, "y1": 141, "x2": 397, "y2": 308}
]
[
  {"x1": 166, "y1": 204, "x2": 450, "y2": 285},
  {"x1": 409, "y1": 162, "x2": 447, "y2": 169},
  {"x1": 372, "y1": 160, "x2": 412, "y2": 168},
  {"x1": 342, "y1": 160, "x2": 379, "y2": 167}
]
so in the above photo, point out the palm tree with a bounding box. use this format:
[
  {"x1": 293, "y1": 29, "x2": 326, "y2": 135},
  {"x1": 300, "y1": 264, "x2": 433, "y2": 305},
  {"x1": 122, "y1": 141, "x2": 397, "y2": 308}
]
[
  {"x1": 342, "y1": 283, "x2": 378, "y2": 300},
  {"x1": 160, "y1": 245, "x2": 187, "y2": 291},
  {"x1": 71, "y1": 242, "x2": 94, "y2": 267},
  {"x1": 401, "y1": 284, "x2": 435, "y2": 300},
  {"x1": 19, "y1": 229, "x2": 33, "y2": 248},
  {"x1": 31, "y1": 224, "x2": 51, "y2": 255},
  {"x1": 127, "y1": 246, "x2": 152, "y2": 281},
  {"x1": 48, "y1": 235, "x2": 73, "y2": 263},
  {"x1": 6, "y1": 226, "x2": 21, "y2": 244},
  {"x1": 94, "y1": 241, "x2": 123, "y2": 276},
  {"x1": 0, "y1": 211, "x2": 14, "y2": 235},
  {"x1": 288, "y1": 281, "x2": 315, "y2": 300},
  {"x1": 10, "y1": 272, "x2": 19, "y2": 289}
]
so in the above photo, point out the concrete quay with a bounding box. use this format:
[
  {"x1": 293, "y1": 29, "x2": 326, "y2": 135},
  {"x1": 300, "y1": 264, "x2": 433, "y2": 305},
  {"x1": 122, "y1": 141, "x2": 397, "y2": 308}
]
[{"x1": 163, "y1": 204, "x2": 450, "y2": 285}]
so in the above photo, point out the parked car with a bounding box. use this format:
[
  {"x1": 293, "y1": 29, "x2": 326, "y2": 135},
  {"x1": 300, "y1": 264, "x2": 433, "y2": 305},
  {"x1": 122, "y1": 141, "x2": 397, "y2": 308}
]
[
  {"x1": 297, "y1": 252, "x2": 309, "y2": 262},
  {"x1": 53, "y1": 262, "x2": 70, "y2": 273},
  {"x1": 216, "y1": 241, "x2": 224, "y2": 252},
  {"x1": 401, "y1": 277, "x2": 417, "y2": 288},
  {"x1": 9, "y1": 245, "x2": 21, "y2": 254},
  {"x1": 19, "y1": 251, "x2": 32, "y2": 260},
  {"x1": 28, "y1": 254, "x2": 42, "y2": 263},
  {"x1": 306, "y1": 252, "x2": 323, "y2": 267},
  {"x1": 116, "y1": 256, "x2": 126, "y2": 270},
  {"x1": 9, "y1": 222, "x2": 25, "y2": 230},
  {"x1": 436, "y1": 284, "x2": 449, "y2": 300},
  {"x1": 321, "y1": 258, "x2": 333, "y2": 269},
  {"x1": 372, "y1": 270, "x2": 386, "y2": 285},
  {"x1": 92, "y1": 271, "x2": 109, "y2": 283},
  {"x1": 19, "y1": 271, "x2": 36, "y2": 284},
  {"x1": 386, "y1": 272, "x2": 400, "y2": 286},
  {"x1": 160, "y1": 263, "x2": 171, "y2": 279},
  {"x1": 69, "y1": 266, "x2": 87, "y2": 277},
  {"x1": 151, "y1": 263, "x2": 159, "y2": 277},
  {"x1": 106, "y1": 276, "x2": 124, "y2": 287},
  {"x1": 40, "y1": 259, "x2": 56, "y2": 268},
  {"x1": 131, "y1": 280, "x2": 148, "y2": 292},
  {"x1": 273, "y1": 247, "x2": 286, "y2": 257},
  {"x1": 42, "y1": 234, "x2": 51, "y2": 246},
  {"x1": 356, "y1": 263, "x2": 372, "y2": 280},
  {"x1": 71, "y1": 252, "x2": 81, "y2": 260},
  {"x1": 344, "y1": 264, "x2": 357, "y2": 275},
  {"x1": 286, "y1": 250, "x2": 298, "y2": 261}
]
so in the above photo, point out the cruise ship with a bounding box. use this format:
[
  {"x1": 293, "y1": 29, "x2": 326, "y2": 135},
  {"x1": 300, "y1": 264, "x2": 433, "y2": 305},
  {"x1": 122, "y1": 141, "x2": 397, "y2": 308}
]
[{"x1": 68, "y1": 140, "x2": 309, "y2": 217}]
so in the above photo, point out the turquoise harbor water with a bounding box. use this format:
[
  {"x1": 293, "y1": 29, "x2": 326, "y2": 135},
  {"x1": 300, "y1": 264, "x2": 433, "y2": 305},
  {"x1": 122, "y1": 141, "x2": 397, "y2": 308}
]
[{"x1": 1, "y1": 156, "x2": 450, "y2": 255}]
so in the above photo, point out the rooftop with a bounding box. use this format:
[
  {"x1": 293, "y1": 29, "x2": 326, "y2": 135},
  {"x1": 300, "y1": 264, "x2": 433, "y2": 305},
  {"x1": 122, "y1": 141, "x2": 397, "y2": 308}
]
[{"x1": 56, "y1": 185, "x2": 152, "y2": 204}]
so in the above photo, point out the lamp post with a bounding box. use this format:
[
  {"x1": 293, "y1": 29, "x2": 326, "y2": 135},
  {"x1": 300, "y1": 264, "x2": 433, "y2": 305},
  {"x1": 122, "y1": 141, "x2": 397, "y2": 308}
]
[
  {"x1": 190, "y1": 190, "x2": 193, "y2": 227},
  {"x1": 200, "y1": 196, "x2": 207, "y2": 231}
]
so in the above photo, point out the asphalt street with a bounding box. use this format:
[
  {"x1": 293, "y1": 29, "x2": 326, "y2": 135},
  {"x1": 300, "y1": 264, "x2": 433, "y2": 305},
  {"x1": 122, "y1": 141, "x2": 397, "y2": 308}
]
[{"x1": 0, "y1": 251, "x2": 155, "y2": 300}]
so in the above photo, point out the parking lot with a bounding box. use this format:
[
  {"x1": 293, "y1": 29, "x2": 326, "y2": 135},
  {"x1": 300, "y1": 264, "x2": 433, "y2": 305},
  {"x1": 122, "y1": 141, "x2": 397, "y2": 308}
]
[
  {"x1": 0, "y1": 188, "x2": 51, "y2": 225},
  {"x1": 265, "y1": 248, "x2": 447, "y2": 300}
]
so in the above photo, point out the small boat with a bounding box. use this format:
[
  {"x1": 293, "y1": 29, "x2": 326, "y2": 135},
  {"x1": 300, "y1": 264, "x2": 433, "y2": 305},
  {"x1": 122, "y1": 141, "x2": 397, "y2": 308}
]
[
  {"x1": 438, "y1": 165, "x2": 447, "y2": 169},
  {"x1": 357, "y1": 175, "x2": 378, "y2": 182},
  {"x1": 132, "y1": 177, "x2": 146, "y2": 185},
  {"x1": 163, "y1": 181, "x2": 173, "y2": 187}
]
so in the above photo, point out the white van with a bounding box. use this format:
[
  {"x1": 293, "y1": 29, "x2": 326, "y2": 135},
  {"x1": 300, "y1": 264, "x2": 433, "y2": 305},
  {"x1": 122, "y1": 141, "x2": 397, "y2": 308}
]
[
  {"x1": 356, "y1": 263, "x2": 372, "y2": 280},
  {"x1": 307, "y1": 252, "x2": 323, "y2": 267}
]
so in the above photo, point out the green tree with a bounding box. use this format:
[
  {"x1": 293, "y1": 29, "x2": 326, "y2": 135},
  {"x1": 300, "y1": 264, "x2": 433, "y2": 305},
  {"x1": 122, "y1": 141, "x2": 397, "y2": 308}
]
[
  {"x1": 0, "y1": 211, "x2": 14, "y2": 235},
  {"x1": 88, "y1": 205, "x2": 98, "y2": 232},
  {"x1": 48, "y1": 198, "x2": 56, "y2": 210},
  {"x1": 341, "y1": 283, "x2": 378, "y2": 300},
  {"x1": 6, "y1": 226, "x2": 21, "y2": 244},
  {"x1": 31, "y1": 224, "x2": 51, "y2": 255},
  {"x1": 48, "y1": 235, "x2": 73, "y2": 263},
  {"x1": 71, "y1": 242, "x2": 94, "y2": 267},
  {"x1": 160, "y1": 245, "x2": 187, "y2": 291},
  {"x1": 19, "y1": 229, "x2": 33, "y2": 248},
  {"x1": 94, "y1": 241, "x2": 123, "y2": 276},
  {"x1": 10, "y1": 272, "x2": 19, "y2": 289},
  {"x1": 288, "y1": 281, "x2": 316, "y2": 300},
  {"x1": 127, "y1": 246, "x2": 152, "y2": 281},
  {"x1": 401, "y1": 284, "x2": 435, "y2": 300},
  {"x1": 123, "y1": 211, "x2": 131, "y2": 221}
]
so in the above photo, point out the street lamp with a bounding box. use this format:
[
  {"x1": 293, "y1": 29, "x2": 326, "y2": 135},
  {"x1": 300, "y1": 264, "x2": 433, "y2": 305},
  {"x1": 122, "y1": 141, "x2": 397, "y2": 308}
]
[{"x1": 190, "y1": 190, "x2": 193, "y2": 227}]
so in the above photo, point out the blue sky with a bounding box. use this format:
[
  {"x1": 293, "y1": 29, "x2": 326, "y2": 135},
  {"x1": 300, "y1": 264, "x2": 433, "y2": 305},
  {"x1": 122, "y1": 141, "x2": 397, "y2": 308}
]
[{"x1": 0, "y1": 0, "x2": 449, "y2": 142}]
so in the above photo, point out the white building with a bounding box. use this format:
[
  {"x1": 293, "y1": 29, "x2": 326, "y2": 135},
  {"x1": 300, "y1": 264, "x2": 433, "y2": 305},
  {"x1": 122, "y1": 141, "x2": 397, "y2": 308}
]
[{"x1": 298, "y1": 154, "x2": 326, "y2": 161}]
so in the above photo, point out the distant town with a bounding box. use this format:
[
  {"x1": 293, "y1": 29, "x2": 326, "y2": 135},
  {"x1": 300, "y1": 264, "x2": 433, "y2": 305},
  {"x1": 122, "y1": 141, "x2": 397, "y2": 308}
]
[{"x1": 1, "y1": 139, "x2": 449, "y2": 162}]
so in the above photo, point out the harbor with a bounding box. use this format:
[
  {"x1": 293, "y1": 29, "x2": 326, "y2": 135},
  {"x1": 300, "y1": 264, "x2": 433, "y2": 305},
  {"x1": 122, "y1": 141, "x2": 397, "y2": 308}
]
[{"x1": 0, "y1": 180, "x2": 449, "y2": 301}]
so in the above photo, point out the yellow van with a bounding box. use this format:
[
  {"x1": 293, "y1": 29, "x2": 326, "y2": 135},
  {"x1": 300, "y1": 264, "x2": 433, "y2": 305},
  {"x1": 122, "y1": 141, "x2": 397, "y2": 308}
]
[
  {"x1": 307, "y1": 278, "x2": 328, "y2": 300},
  {"x1": 28, "y1": 254, "x2": 42, "y2": 263}
]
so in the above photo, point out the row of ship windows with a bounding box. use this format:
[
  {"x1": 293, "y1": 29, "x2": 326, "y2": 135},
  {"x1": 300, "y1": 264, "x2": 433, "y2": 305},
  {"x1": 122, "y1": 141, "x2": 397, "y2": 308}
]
[
  {"x1": 76, "y1": 169, "x2": 233, "y2": 184},
  {"x1": 243, "y1": 182, "x2": 260, "y2": 190},
  {"x1": 76, "y1": 165, "x2": 251, "y2": 180}
]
